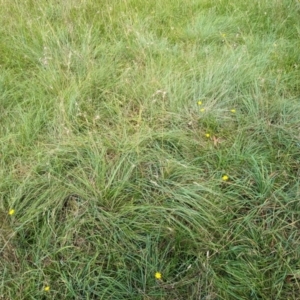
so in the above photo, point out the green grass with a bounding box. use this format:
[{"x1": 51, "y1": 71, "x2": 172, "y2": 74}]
[{"x1": 1, "y1": 0, "x2": 300, "y2": 299}]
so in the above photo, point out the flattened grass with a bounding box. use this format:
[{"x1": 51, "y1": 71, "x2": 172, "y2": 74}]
[{"x1": 1, "y1": 0, "x2": 300, "y2": 299}]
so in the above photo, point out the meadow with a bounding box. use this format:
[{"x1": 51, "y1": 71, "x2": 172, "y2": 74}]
[{"x1": 1, "y1": 0, "x2": 300, "y2": 299}]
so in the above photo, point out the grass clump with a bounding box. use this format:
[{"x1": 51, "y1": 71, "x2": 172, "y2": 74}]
[{"x1": 1, "y1": 0, "x2": 300, "y2": 299}]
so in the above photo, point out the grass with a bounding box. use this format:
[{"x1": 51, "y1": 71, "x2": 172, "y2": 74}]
[{"x1": 1, "y1": 0, "x2": 300, "y2": 299}]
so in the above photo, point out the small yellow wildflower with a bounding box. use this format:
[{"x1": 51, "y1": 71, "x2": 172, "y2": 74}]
[
  {"x1": 44, "y1": 286, "x2": 50, "y2": 292},
  {"x1": 230, "y1": 109, "x2": 236, "y2": 113},
  {"x1": 8, "y1": 209, "x2": 15, "y2": 216},
  {"x1": 205, "y1": 133, "x2": 210, "y2": 138},
  {"x1": 155, "y1": 272, "x2": 162, "y2": 280},
  {"x1": 222, "y1": 175, "x2": 229, "y2": 181},
  {"x1": 221, "y1": 33, "x2": 226, "y2": 38},
  {"x1": 197, "y1": 101, "x2": 202, "y2": 105},
  {"x1": 200, "y1": 108, "x2": 205, "y2": 112}
]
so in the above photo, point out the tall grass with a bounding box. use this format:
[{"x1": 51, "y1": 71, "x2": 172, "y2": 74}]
[{"x1": 1, "y1": 0, "x2": 300, "y2": 299}]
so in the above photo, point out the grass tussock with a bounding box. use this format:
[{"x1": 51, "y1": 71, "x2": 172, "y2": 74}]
[{"x1": 1, "y1": 0, "x2": 300, "y2": 299}]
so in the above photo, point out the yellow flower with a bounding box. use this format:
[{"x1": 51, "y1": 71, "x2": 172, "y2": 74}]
[
  {"x1": 155, "y1": 272, "x2": 162, "y2": 280},
  {"x1": 222, "y1": 175, "x2": 229, "y2": 181},
  {"x1": 230, "y1": 109, "x2": 236, "y2": 113},
  {"x1": 197, "y1": 101, "x2": 202, "y2": 105},
  {"x1": 200, "y1": 108, "x2": 205, "y2": 112},
  {"x1": 44, "y1": 286, "x2": 50, "y2": 292},
  {"x1": 205, "y1": 133, "x2": 210, "y2": 138},
  {"x1": 8, "y1": 209, "x2": 15, "y2": 216}
]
